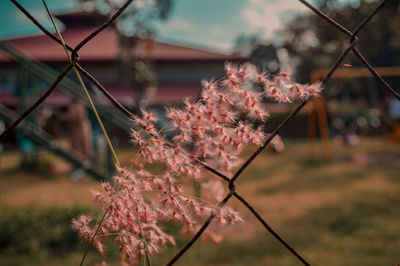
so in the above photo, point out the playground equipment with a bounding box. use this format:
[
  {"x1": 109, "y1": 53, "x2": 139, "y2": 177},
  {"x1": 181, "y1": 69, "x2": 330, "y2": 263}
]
[
  {"x1": 0, "y1": 42, "x2": 136, "y2": 179},
  {"x1": 0, "y1": 103, "x2": 110, "y2": 180},
  {"x1": 308, "y1": 66, "x2": 400, "y2": 160},
  {"x1": 0, "y1": 42, "x2": 131, "y2": 131}
]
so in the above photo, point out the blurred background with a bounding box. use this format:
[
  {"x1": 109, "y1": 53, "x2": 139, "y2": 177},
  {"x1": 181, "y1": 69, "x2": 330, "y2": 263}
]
[{"x1": 0, "y1": 0, "x2": 400, "y2": 265}]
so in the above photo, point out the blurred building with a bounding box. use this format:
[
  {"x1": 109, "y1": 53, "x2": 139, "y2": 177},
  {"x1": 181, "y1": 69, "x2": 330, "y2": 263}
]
[{"x1": 0, "y1": 11, "x2": 244, "y2": 108}]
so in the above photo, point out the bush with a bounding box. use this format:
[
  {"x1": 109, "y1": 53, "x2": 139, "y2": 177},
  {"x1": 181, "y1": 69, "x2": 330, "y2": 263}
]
[{"x1": 0, "y1": 205, "x2": 95, "y2": 255}]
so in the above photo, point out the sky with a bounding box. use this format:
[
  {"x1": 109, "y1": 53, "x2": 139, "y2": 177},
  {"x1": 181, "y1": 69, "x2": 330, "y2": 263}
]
[
  {"x1": 155, "y1": 0, "x2": 312, "y2": 51},
  {"x1": 0, "y1": 0, "x2": 359, "y2": 52}
]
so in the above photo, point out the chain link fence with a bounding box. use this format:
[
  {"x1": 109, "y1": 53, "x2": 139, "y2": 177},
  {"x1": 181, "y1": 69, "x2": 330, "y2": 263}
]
[{"x1": 1, "y1": 0, "x2": 399, "y2": 265}]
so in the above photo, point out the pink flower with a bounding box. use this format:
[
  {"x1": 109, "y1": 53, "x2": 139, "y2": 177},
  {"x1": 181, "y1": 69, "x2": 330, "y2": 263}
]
[{"x1": 74, "y1": 62, "x2": 322, "y2": 265}]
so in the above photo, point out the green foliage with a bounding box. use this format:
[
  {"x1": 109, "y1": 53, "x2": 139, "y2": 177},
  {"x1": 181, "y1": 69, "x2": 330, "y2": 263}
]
[
  {"x1": 280, "y1": 0, "x2": 400, "y2": 103},
  {"x1": 80, "y1": 0, "x2": 173, "y2": 37},
  {"x1": 0, "y1": 206, "x2": 95, "y2": 255}
]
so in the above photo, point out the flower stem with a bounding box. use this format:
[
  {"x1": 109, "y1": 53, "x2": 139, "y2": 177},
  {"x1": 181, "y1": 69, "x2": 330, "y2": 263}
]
[{"x1": 41, "y1": 0, "x2": 120, "y2": 166}]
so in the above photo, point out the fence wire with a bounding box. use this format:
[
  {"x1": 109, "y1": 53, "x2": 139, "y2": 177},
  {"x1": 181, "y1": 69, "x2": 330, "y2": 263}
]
[{"x1": 1, "y1": 0, "x2": 399, "y2": 265}]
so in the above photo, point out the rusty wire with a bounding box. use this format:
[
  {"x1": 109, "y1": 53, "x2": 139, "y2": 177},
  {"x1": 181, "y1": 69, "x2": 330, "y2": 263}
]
[{"x1": 1, "y1": 0, "x2": 398, "y2": 265}]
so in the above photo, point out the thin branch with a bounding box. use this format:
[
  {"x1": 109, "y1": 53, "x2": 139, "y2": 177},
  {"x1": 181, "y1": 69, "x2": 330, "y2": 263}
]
[{"x1": 42, "y1": 0, "x2": 120, "y2": 166}]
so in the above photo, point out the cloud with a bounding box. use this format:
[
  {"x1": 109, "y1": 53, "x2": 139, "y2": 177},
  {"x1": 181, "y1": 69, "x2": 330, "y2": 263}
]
[
  {"x1": 241, "y1": 0, "x2": 309, "y2": 37},
  {"x1": 209, "y1": 25, "x2": 224, "y2": 35},
  {"x1": 159, "y1": 17, "x2": 195, "y2": 33}
]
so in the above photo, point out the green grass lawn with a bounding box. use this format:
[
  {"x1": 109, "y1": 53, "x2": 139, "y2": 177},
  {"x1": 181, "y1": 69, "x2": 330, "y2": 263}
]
[{"x1": 0, "y1": 137, "x2": 399, "y2": 265}]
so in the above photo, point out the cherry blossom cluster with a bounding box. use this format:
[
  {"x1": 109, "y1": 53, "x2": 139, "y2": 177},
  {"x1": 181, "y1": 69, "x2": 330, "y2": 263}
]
[{"x1": 73, "y1": 62, "x2": 322, "y2": 265}]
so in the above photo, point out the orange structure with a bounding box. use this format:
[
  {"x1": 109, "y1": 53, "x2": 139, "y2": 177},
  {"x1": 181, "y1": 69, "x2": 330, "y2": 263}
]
[{"x1": 308, "y1": 66, "x2": 400, "y2": 160}]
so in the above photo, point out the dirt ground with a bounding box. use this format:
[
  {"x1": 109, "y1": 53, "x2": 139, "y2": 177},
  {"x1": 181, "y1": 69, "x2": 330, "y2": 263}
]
[{"x1": 1, "y1": 137, "x2": 400, "y2": 265}]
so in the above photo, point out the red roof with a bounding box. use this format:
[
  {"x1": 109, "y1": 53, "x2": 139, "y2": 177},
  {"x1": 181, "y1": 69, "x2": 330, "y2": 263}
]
[
  {"x1": 82, "y1": 83, "x2": 202, "y2": 105},
  {"x1": 0, "y1": 27, "x2": 233, "y2": 63},
  {"x1": 0, "y1": 91, "x2": 18, "y2": 105},
  {"x1": 0, "y1": 11, "x2": 239, "y2": 106},
  {"x1": 0, "y1": 83, "x2": 201, "y2": 106}
]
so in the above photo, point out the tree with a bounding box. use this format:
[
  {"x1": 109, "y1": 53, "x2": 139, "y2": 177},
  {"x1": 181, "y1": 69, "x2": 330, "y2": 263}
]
[
  {"x1": 233, "y1": 34, "x2": 280, "y2": 74},
  {"x1": 279, "y1": 0, "x2": 400, "y2": 104},
  {"x1": 81, "y1": 0, "x2": 173, "y2": 37},
  {"x1": 80, "y1": 0, "x2": 174, "y2": 107}
]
